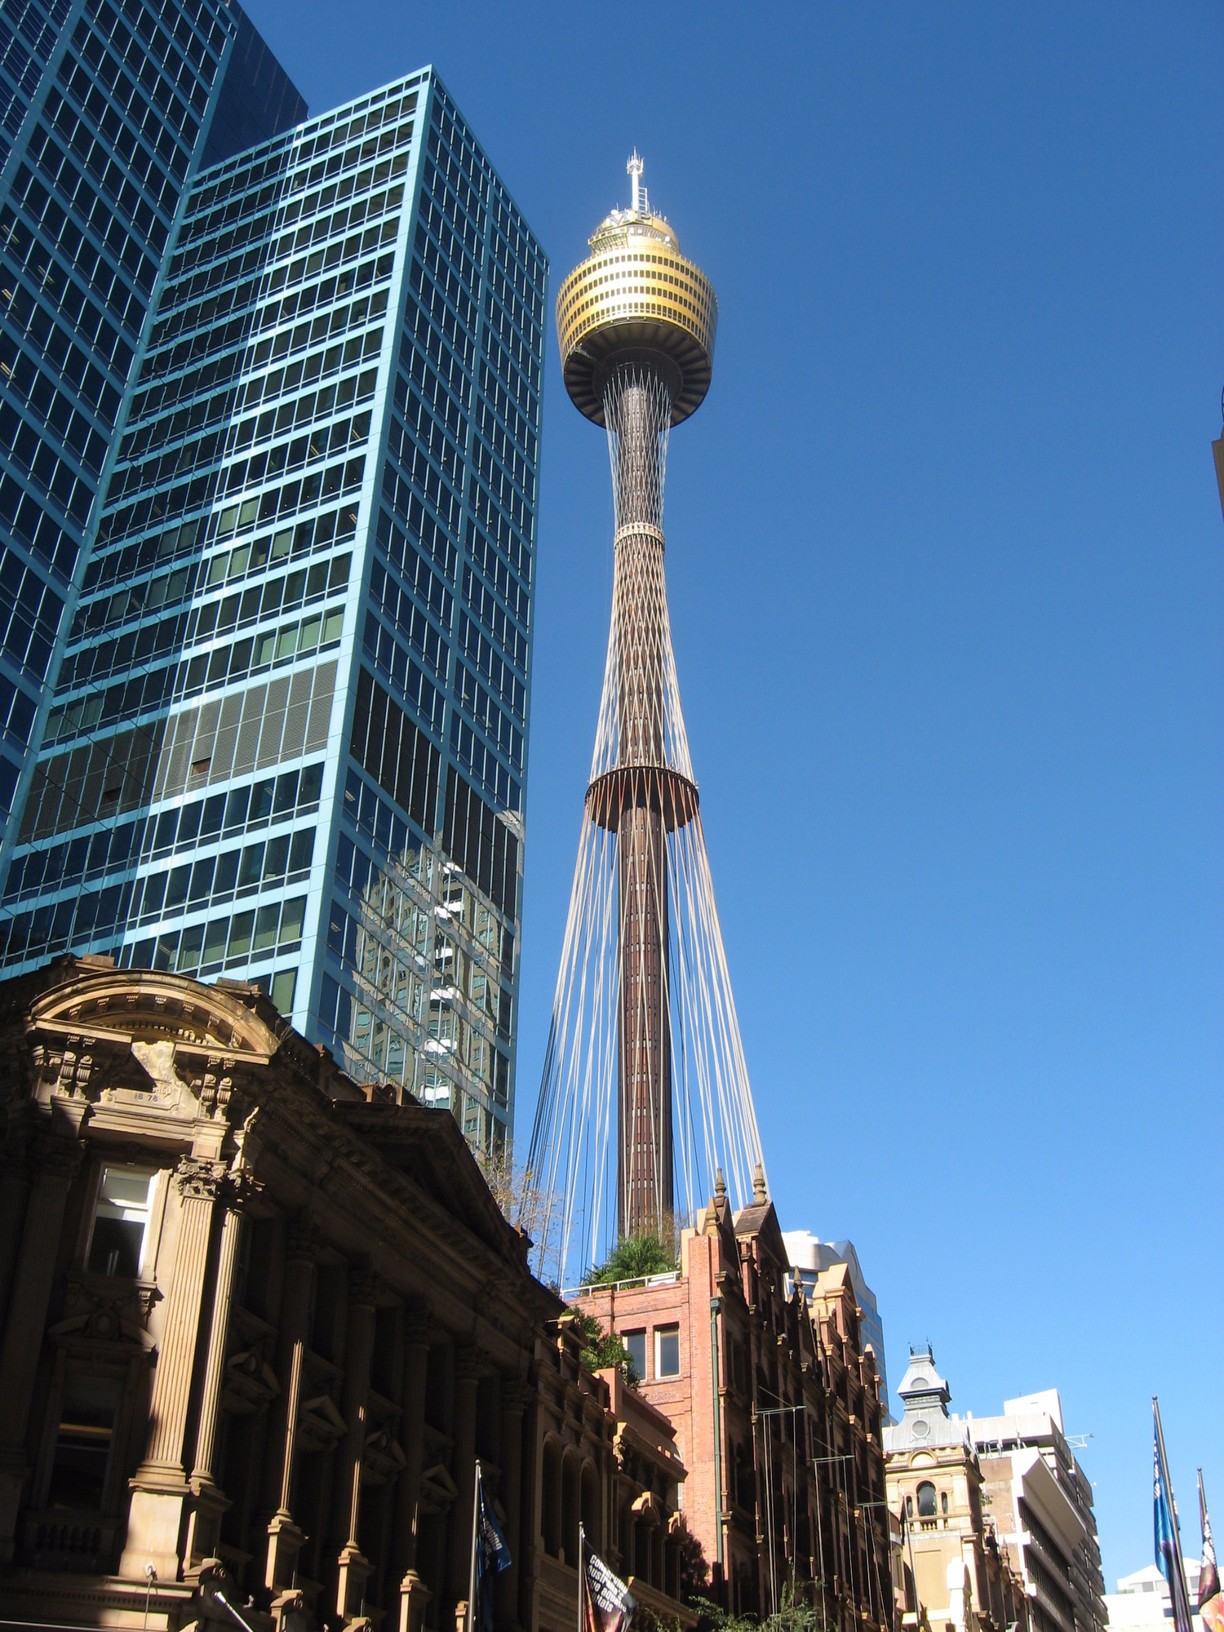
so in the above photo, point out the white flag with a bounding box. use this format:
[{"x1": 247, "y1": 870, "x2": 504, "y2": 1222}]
[{"x1": 583, "y1": 1541, "x2": 635, "y2": 1632}]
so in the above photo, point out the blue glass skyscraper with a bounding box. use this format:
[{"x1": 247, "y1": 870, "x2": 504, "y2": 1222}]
[
  {"x1": 0, "y1": 24, "x2": 547, "y2": 1154},
  {"x1": 0, "y1": 0, "x2": 304, "y2": 855}
]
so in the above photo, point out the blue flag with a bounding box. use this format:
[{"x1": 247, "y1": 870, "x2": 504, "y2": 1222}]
[
  {"x1": 475, "y1": 1468, "x2": 511, "y2": 1632},
  {"x1": 1154, "y1": 1428, "x2": 1194, "y2": 1632}
]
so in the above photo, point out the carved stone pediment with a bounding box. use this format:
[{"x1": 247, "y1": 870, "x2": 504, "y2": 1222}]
[
  {"x1": 35, "y1": 976, "x2": 277, "y2": 1053},
  {"x1": 362, "y1": 1423, "x2": 407, "y2": 1485},
  {"x1": 223, "y1": 1341, "x2": 281, "y2": 1415},
  {"x1": 15, "y1": 972, "x2": 286, "y2": 1146},
  {"x1": 418, "y1": 1461, "x2": 459, "y2": 1516},
  {"x1": 22, "y1": 970, "x2": 279, "y2": 1116},
  {"x1": 298, "y1": 1392, "x2": 347, "y2": 1452},
  {"x1": 52, "y1": 1272, "x2": 162, "y2": 1350}
]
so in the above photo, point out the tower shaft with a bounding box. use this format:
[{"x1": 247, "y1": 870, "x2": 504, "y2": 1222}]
[{"x1": 606, "y1": 374, "x2": 674, "y2": 1236}]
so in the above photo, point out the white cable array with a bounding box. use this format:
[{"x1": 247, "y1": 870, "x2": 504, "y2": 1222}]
[
  {"x1": 526, "y1": 479, "x2": 767, "y2": 1286},
  {"x1": 604, "y1": 366, "x2": 672, "y2": 536}
]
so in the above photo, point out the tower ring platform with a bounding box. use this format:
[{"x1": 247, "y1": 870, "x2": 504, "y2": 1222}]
[{"x1": 585, "y1": 764, "x2": 700, "y2": 832}]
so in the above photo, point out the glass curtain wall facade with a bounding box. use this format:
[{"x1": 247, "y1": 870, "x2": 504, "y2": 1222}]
[
  {"x1": 0, "y1": 0, "x2": 304, "y2": 857},
  {"x1": 0, "y1": 68, "x2": 546, "y2": 1156}
]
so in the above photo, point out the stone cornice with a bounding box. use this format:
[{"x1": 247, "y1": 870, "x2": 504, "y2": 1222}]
[
  {"x1": 236, "y1": 1076, "x2": 556, "y2": 1352},
  {"x1": 24, "y1": 967, "x2": 281, "y2": 1057}
]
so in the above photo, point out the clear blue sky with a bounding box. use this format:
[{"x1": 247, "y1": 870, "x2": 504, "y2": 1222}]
[{"x1": 243, "y1": 0, "x2": 1224, "y2": 1590}]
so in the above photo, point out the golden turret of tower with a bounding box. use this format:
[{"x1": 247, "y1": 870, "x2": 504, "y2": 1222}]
[{"x1": 555, "y1": 149, "x2": 717, "y2": 425}]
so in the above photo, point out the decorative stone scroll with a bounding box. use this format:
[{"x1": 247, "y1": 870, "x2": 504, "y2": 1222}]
[{"x1": 174, "y1": 1155, "x2": 227, "y2": 1202}]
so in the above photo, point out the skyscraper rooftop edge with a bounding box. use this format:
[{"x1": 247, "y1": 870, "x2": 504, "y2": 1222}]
[{"x1": 192, "y1": 63, "x2": 435, "y2": 182}]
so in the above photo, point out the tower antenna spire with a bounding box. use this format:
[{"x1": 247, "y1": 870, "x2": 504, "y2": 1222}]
[{"x1": 627, "y1": 149, "x2": 644, "y2": 213}]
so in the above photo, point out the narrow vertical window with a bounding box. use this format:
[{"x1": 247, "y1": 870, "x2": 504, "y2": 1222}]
[
  {"x1": 87, "y1": 1164, "x2": 156, "y2": 1277},
  {"x1": 624, "y1": 1329, "x2": 647, "y2": 1380},
  {"x1": 654, "y1": 1324, "x2": 680, "y2": 1379}
]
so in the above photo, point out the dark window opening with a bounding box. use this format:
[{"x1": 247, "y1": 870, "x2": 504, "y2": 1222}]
[
  {"x1": 87, "y1": 1164, "x2": 155, "y2": 1277},
  {"x1": 47, "y1": 1375, "x2": 121, "y2": 1511}
]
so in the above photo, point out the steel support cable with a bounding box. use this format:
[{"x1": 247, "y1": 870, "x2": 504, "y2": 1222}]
[
  {"x1": 677, "y1": 822, "x2": 747, "y2": 1198},
  {"x1": 680, "y1": 831, "x2": 722, "y2": 1208},
  {"x1": 588, "y1": 822, "x2": 620, "y2": 1259},
  {"x1": 530, "y1": 810, "x2": 604, "y2": 1267},
  {"x1": 689, "y1": 832, "x2": 734, "y2": 1182},
  {"x1": 672, "y1": 824, "x2": 721, "y2": 1193},
  {"x1": 564, "y1": 816, "x2": 613, "y2": 1246},
  {"x1": 697, "y1": 816, "x2": 765, "y2": 1174},
  {"x1": 668, "y1": 822, "x2": 706, "y2": 1214},
  {"x1": 530, "y1": 812, "x2": 593, "y2": 1166}
]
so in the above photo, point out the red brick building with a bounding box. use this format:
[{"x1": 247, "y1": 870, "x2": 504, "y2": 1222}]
[
  {"x1": 532, "y1": 1315, "x2": 692, "y2": 1632},
  {"x1": 575, "y1": 1176, "x2": 893, "y2": 1631}
]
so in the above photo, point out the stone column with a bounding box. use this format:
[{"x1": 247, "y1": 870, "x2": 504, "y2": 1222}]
[
  {"x1": 0, "y1": 1112, "x2": 35, "y2": 1327},
  {"x1": 335, "y1": 1264, "x2": 380, "y2": 1620},
  {"x1": 397, "y1": 1571, "x2": 432, "y2": 1632},
  {"x1": 121, "y1": 1155, "x2": 226, "y2": 1578},
  {"x1": 497, "y1": 1380, "x2": 528, "y2": 1628},
  {"x1": 185, "y1": 1171, "x2": 260, "y2": 1566},
  {"x1": 395, "y1": 1303, "x2": 431, "y2": 1632},
  {"x1": 446, "y1": 1347, "x2": 481, "y2": 1612},
  {"x1": 264, "y1": 1215, "x2": 317, "y2": 1592},
  {"x1": 0, "y1": 1136, "x2": 83, "y2": 1563},
  {"x1": 395, "y1": 1303, "x2": 430, "y2": 1570}
]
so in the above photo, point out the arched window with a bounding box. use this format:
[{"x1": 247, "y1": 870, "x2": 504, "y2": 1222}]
[
  {"x1": 562, "y1": 1450, "x2": 581, "y2": 1562},
  {"x1": 634, "y1": 1514, "x2": 652, "y2": 1580},
  {"x1": 905, "y1": 1493, "x2": 914, "y2": 1518},
  {"x1": 917, "y1": 1481, "x2": 936, "y2": 1518},
  {"x1": 542, "y1": 1438, "x2": 561, "y2": 1556},
  {"x1": 941, "y1": 1490, "x2": 949, "y2": 1515},
  {"x1": 581, "y1": 1459, "x2": 600, "y2": 1543}
]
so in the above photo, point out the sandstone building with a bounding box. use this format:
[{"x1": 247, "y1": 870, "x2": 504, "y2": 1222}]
[
  {"x1": 0, "y1": 958, "x2": 687, "y2": 1632},
  {"x1": 884, "y1": 1351, "x2": 1106, "y2": 1632},
  {"x1": 884, "y1": 1348, "x2": 1028, "y2": 1632}
]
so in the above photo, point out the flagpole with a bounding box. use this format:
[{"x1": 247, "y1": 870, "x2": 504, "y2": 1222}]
[
  {"x1": 578, "y1": 1522, "x2": 585, "y2": 1632},
  {"x1": 1201, "y1": 1469, "x2": 1222, "y2": 1612},
  {"x1": 1200, "y1": 1470, "x2": 1209, "y2": 1593},
  {"x1": 469, "y1": 1458, "x2": 482, "y2": 1632},
  {"x1": 1154, "y1": 1398, "x2": 1193, "y2": 1628},
  {"x1": 903, "y1": 1501, "x2": 921, "y2": 1625}
]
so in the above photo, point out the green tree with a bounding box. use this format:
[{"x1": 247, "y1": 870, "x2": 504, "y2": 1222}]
[
  {"x1": 571, "y1": 1310, "x2": 639, "y2": 1383},
  {"x1": 691, "y1": 1587, "x2": 826, "y2": 1632},
  {"x1": 585, "y1": 1230, "x2": 678, "y2": 1285}
]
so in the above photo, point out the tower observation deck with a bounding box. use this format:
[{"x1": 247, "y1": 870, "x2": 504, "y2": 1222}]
[{"x1": 529, "y1": 158, "x2": 766, "y2": 1282}]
